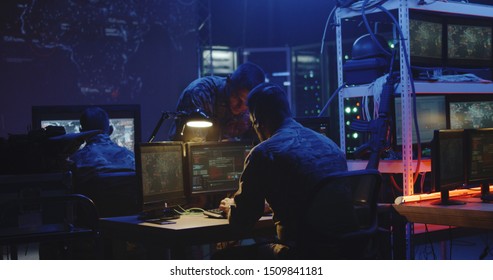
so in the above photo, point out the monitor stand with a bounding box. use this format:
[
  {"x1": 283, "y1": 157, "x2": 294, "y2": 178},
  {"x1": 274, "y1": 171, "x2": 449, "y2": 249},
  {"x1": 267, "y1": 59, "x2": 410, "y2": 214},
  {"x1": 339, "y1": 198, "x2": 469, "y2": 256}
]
[{"x1": 431, "y1": 190, "x2": 466, "y2": 206}]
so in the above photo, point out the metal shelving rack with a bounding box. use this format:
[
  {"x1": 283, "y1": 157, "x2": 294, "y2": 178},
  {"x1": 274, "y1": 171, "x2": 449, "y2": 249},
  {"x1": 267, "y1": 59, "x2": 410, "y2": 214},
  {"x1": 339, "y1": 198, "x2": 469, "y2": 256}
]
[{"x1": 336, "y1": 0, "x2": 493, "y2": 198}]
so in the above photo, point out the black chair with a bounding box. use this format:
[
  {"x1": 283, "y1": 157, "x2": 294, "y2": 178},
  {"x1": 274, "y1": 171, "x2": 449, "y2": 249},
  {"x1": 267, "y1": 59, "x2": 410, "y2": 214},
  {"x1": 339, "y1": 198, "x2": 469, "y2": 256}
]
[
  {"x1": 0, "y1": 172, "x2": 100, "y2": 259},
  {"x1": 296, "y1": 169, "x2": 382, "y2": 259},
  {"x1": 74, "y1": 171, "x2": 140, "y2": 218}
]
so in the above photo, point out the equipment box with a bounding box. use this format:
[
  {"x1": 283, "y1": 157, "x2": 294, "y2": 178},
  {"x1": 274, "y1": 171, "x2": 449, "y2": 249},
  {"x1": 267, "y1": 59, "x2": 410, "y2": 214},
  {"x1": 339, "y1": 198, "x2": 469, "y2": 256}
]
[{"x1": 343, "y1": 57, "x2": 388, "y2": 85}]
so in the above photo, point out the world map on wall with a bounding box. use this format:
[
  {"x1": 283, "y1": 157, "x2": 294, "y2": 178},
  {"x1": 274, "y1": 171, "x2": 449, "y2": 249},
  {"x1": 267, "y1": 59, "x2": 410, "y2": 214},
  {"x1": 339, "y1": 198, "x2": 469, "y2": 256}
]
[{"x1": 0, "y1": 0, "x2": 199, "y2": 100}]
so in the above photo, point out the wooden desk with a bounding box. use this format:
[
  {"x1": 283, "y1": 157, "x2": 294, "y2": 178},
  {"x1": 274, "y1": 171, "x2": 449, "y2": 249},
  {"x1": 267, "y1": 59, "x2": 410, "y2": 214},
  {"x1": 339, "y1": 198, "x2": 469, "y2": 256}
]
[
  {"x1": 100, "y1": 214, "x2": 275, "y2": 259},
  {"x1": 347, "y1": 159, "x2": 431, "y2": 173},
  {"x1": 393, "y1": 196, "x2": 493, "y2": 230}
]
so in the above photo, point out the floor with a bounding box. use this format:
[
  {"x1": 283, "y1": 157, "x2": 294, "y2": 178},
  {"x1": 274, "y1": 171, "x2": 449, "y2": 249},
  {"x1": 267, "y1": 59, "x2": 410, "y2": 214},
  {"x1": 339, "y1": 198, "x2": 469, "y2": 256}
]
[
  {"x1": 413, "y1": 224, "x2": 493, "y2": 260},
  {"x1": 4, "y1": 226, "x2": 493, "y2": 260}
]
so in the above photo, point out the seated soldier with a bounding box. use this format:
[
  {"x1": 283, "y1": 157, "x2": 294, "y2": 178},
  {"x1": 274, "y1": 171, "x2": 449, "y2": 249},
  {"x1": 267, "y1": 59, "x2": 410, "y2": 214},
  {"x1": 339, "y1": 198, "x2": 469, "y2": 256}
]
[{"x1": 70, "y1": 107, "x2": 135, "y2": 185}]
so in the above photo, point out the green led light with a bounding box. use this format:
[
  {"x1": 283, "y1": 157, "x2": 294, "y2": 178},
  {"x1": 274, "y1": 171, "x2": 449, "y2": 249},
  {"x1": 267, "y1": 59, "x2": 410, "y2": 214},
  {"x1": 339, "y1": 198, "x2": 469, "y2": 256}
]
[
  {"x1": 345, "y1": 107, "x2": 351, "y2": 114},
  {"x1": 352, "y1": 107, "x2": 358, "y2": 113},
  {"x1": 352, "y1": 132, "x2": 359, "y2": 139}
]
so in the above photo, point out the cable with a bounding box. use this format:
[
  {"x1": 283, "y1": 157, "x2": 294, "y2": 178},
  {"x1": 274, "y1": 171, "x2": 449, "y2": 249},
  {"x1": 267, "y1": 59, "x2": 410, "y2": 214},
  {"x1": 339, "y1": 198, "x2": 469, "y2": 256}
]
[
  {"x1": 320, "y1": 5, "x2": 337, "y2": 54},
  {"x1": 174, "y1": 205, "x2": 206, "y2": 216},
  {"x1": 318, "y1": 82, "x2": 347, "y2": 117},
  {"x1": 346, "y1": 0, "x2": 389, "y2": 11},
  {"x1": 375, "y1": 4, "x2": 423, "y2": 184},
  {"x1": 360, "y1": 0, "x2": 393, "y2": 57},
  {"x1": 424, "y1": 224, "x2": 437, "y2": 259},
  {"x1": 448, "y1": 226, "x2": 453, "y2": 259}
]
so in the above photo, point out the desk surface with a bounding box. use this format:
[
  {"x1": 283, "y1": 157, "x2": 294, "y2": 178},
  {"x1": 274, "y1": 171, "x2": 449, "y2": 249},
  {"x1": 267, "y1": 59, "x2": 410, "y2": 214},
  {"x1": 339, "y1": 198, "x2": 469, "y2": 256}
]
[
  {"x1": 100, "y1": 214, "x2": 275, "y2": 247},
  {"x1": 347, "y1": 159, "x2": 431, "y2": 173},
  {"x1": 393, "y1": 196, "x2": 493, "y2": 230}
]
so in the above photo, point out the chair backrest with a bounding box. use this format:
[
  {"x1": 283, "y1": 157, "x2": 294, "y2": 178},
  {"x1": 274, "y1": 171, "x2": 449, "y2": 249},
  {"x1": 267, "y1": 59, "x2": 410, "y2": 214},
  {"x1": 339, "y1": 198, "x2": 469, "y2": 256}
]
[
  {"x1": 297, "y1": 169, "x2": 382, "y2": 259},
  {"x1": 0, "y1": 173, "x2": 101, "y2": 259},
  {"x1": 74, "y1": 171, "x2": 140, "y2": 218}
]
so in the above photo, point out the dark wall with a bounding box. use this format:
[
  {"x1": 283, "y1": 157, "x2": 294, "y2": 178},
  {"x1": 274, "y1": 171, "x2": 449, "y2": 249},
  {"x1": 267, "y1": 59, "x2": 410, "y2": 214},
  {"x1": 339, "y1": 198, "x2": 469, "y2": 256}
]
[
  {"x1": 0, "y1": 0, "x2": 200, "y2": 141},
  {"x1": 207, "y1": 0, "x2": 335, "y2": 48},
  {"x1": 0, "y1": 0, "x2": 337, "y2": 140}
]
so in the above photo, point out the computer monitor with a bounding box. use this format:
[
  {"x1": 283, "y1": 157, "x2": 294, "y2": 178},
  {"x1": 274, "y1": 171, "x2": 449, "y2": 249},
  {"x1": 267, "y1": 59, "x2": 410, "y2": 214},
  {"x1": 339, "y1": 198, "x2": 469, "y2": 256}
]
[
  {"x1": 464, "y1": 128, "x2": 493, "y2": 188},
  {"x1": 446, "y1": 18, "x2": 492, "y2": 68},
  {"x1": 431, "y1": 129, "x2": 466, "y2": 205},
  {"x1": 185, "y1": 141, "x2": 253, "y2": 195},
  {"x1": 409, "y1": 14, "x2": 444, "y2": 67},
  {"x1": 136, "y1": 142, "x2": 186, "y2": 209},
  {"x1": 32, "y1": 105, "x2": 141, "y2": 153},
  {"x1": 394, "y1": 95, "x2": 447, "y2": 147},
  {"x1": 448, "y1": 97, "x2": 493, "y2": 130}
]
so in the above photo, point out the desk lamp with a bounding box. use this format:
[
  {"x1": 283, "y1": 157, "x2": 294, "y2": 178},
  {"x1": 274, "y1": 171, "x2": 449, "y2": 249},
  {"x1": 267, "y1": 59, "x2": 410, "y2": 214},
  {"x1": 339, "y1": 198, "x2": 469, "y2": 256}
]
[{"x1": 148, "y1": 109, "x2": 213, "y2": 142}]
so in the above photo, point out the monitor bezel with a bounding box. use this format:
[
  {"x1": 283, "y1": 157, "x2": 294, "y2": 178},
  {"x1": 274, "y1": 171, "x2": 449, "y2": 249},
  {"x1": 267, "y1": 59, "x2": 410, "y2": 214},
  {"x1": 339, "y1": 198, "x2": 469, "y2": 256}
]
[
  {"x1": 446, "y1": 94, "x2": 493, "y2": 130},
  {"x1": 464, "y1": 128, "x2": 493, "y2": 186},
  {"x1": 31, "y1": 104, "x2": 141, "y2": 153},
  {"x1": 431, "y1": 129, "x2": 466, "y2": 193},
  {"x1": 393, "y1": 94, "x2": 448, "y2": 150},
  {"x1": 445, "y1": 16, "x2": 493, "y2": 69},
  {"x1": 136, "y1": 141, "x2": 186, "y2": 208},
  {"x1": 184, "y1": 141, "x2": 253, "y2": 196},
  {"x1": 409, "y1": 12, "x2": 446, "y2": 68}
]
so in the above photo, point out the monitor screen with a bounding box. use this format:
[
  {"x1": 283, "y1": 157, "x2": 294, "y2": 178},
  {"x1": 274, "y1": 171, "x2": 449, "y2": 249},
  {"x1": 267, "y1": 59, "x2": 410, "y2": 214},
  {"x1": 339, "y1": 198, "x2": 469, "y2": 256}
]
[
  {"x1": 431, "y1": 129, "x2": 466, "y2": 205},
  {"x1": 32, "y1": 105, "x2": 141, "y2": 153},
  {"x1": 40, "y1": 118, "x2": 135, "y2": 152},
  {"x1": 449, "y1": 100, "x2": 493, "y2": 130},
  {"x1": 185, "y1": 142, "x2": 252, "y2": 195},
  {"x1": 447, "y1": 20, "x2": 492, "y2": 68},
  {"x1": 394, "y1": 95, "x2": 447, "y2": 146},
  {"x1": 409, "y1": 18, "x2": 443, "y2": 63},
  {"x1": 465, "y1": 128, "x2": 493, "y2": 186},
  {"x1": 136, "y1": 142, "x2": 185, "y2": 208}
]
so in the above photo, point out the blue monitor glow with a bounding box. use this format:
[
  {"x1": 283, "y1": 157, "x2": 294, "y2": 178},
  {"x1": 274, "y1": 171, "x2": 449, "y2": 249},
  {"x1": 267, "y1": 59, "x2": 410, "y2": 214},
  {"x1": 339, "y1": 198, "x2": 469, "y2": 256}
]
[
  {"x1": 136, "y1": 142, "x2": 186, "y2": 209},
  {"x1": 449, "y1": 100, "x2": 493, "y2": 130},
  {"x1": 431, "y1": 129, "x2": 466, "y2": 205},
  {"x1": 185, "y1": 142, "x2": 252, "y2": 195},
  {"x1": 447, "y1": 19, "x2": 492, "y2": 68},
  {"x1": 32, "y1": 105, "x2": 141, "y2": 153},
  {"x1": 394, "y1": 95, "x2": 447, "y2": 146},
  {"x1": 409, "y1": 16, "x2": 444, "y2": 67}
]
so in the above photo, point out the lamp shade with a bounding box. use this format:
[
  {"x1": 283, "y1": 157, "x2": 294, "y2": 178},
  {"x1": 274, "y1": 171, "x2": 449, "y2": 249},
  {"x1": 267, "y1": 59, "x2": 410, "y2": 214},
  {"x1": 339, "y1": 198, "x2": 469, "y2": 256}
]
[{"x1": 185, "y1": 109, "x2": 213, "y2": 128}]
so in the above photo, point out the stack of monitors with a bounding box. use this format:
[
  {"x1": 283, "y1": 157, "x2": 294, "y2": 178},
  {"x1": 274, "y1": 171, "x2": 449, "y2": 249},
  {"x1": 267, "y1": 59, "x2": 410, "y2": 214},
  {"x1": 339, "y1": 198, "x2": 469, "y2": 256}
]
[
  {"x1": 409, "y1": 12, "x2": 493, "y2": 71},
  {"x1": 431, "y1": 128, "x2": 493, "y2": 205}
]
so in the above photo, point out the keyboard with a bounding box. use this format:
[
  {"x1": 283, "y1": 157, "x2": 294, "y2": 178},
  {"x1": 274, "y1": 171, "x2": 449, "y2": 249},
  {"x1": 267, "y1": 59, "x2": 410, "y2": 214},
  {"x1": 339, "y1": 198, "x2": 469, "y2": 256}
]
[{"x1": 203, "y1": 208, "x2": 226, "y2": 219}]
